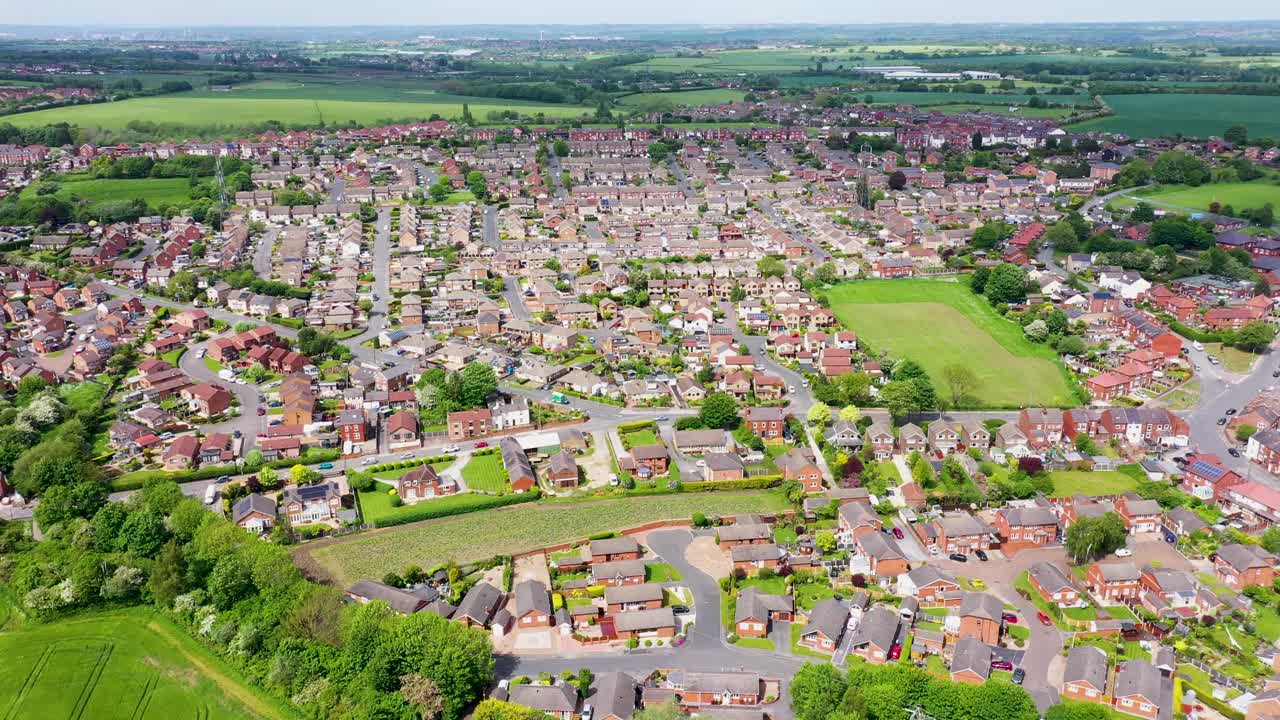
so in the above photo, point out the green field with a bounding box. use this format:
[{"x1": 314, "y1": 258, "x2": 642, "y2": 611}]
[
  {"x1": 460, "y1": 453, "x2": 511, "y2": 493},
  {"x1": 1127, "y1": 181, "x2": 1280, "y2": 216},
  {"x1": 0, "y1": 609, "x2": 289, "y2": 720},
  {"x1": 1047, "y1": 470, "x2": 1140, "y2": 498},
  {"x1": 20, "y1": 176, "x2": 201, "y2": 208},
  {"x1": 865, "y1": 91, "x2": 1097, "y2": 107},
  {"x1": 1070, "y1": 94, "x2": 1280, "y2": 138},
  {"x1": 906, "y1": 103, "x2": 1077, "y2": 120},
  {"x1": 826, "y1": 280, "x2": 1075, "y2": 408},
  {"x1": 617, "y1": 88, "x2": 745, "y2": 109},
  {"x1": 6, "y1": 93, "x2": 591, "y2": 133},
  {"x1": 304, "y1": 490, "x2": 790, "y2": 586}
]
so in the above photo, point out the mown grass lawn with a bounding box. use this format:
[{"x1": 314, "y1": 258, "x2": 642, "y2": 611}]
[
  {"x1": 621, "y1": 429, "x2": 660, "y2": 447},
  {"x1": 1047, "y1": 470, "x2": 1141, "y2": 498},
  {"x1": 825, "y1": 280, "x2": 1075, "y2": 408},
  {"x1": 1129, "y1": 181, "x2": 1280, "y2": 216},
  {"x1": 372, "y1": 460, "x2": 454, "y2": 482},
  {"x1": 646, "y1": 563, "x2": 683, "y2": 583},
  {"x1": 732, "y1": 636, "x2": 776, "y2": 651},
  {"x1": 0, "y1": 607, "x2": 292, "y2": 720},
  {"x1": 795, "y1": 582, "x2": 837, "y2": 611},
  {"x1": 790, "y1": 623, "x2": 834, "y2": 660},
  {"x1": 1205, "y1": 343, "x2": 1261, "y2": 374},
  {"x1": 461, "y1": 453, "x2": 511, "y2": 493},
  {"x1": 21, "y1": 175, "x2": 204, "y2": 207},
  {"x1": 306, "y1": 490, "x2": 791, "y2": 586}
]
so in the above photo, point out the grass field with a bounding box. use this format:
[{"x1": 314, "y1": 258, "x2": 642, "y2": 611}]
[
  {"x1": 6, "y1": 94, "x2": 592, "y2": 133},
  {"x1": 20, "y1": 176, "x2": 202, "y2": 208},
  {"x1": 0, "y1": 608, "x2": 290, "y2": 720},
  {"x1": 864, "y1": 91, "x2": 1097, "y2": 107},
  {"x1": 1127, "y1": 181, "x2": 1280, "y2": 216},
  {"x1": 461, "y1": 453, "x2": 511, "y2": 493},
  {"x1": 1047, "y1": 470, "x2": 1140, "y2": 498},
  {"x1": 825, "y1": 280, "x2": 1075, "y2": 408},
  {"x1": 1070, "y1": 94, "x2": 1280, "y2": 138},
  {"x1": 304, "y1": 490, "x2": 790, "y2": 586},
  {"x1": 617, "y1": 88, "x2": 745, "y2": 109}
]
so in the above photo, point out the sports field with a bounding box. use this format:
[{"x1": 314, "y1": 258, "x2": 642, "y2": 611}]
[
  {"x1": 1070, "y1": 94, "x2": 1280, "y2": 139},
  {"x1": 20, "y1": 176, "x2": 201, "y2": 207},
  {"x1": 1128, "y1": 181, "x2": 1280, "y2": 215},
  {"x1": 302, "y1": 490, "x2": 790, "y2": 586},
  {"x1": 826, "y1": 280, "x2": 1075, "y2": 408},
  {"x1": 0, "y1": 608, "x2": 288, "y2": 720},
  {"x1": 5, "y1": 93, "x2": 591, "y2": 132}
]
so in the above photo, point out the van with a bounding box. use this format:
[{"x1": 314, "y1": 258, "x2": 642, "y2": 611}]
[
  {"x1": 204, "y1": 485, "x2": 218, "y2": 505},
  {"x1": 1192, "y1": 341, "x2": 1204, "y2": 352}
]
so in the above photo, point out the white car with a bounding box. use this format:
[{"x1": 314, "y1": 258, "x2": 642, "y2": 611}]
[
  {"x1": 400, "y1": 452, "x2": 415, "y2": 460},
  {"x1": 801, "y1": 379, "x2": 810, "y2": 387},
  {"x1": 1115, "y1": 547, "x2": 1133, "y2": 557},
  {"x1": 695, "y1": 459, "x2": 706, "y2": 467},
  {"x1": 361, "y1": 457, "x2": 376, "y2": 465},
  {"x1": 789, "y1": 385, "x2": 796, "y2": 393},
  {"x1": 442, "y1": 444, "x2": 459, "y2": 453}
]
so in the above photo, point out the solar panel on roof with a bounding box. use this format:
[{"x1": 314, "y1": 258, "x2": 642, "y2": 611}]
[{"x1": 1188, "y1": 461, "x2": 1225, "y2": 479}]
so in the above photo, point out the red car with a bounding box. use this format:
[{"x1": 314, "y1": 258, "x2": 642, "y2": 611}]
[
  {"x1": 889, "y1": 644, "x2": 902, "y2": 660},
  {"x1": 990, "y1": 660, "x2": 1014, "y2": 672},
  {"x1": 892, "y1": 527, "x2": 904, "y2": 539},
  {"x1": 474, "y1": 441, "x2": 489, "y2": 449},
  {"x1": 1037, "y1": 611, "x2": 1052, "y2": 626},
  {"x1": 1001, "y1": 612, "x2": 1019, "y2": 624}
]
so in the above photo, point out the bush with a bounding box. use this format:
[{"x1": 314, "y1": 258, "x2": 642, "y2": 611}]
[
  {"x1": 586, "y1": 584, "x2": 606, "y2": 598},
  {"x1": 627, "y1": 637, "x2": 638, "y2": 648},
  {"x1": 692, "y1": 512, "x2": 709, "y2": 528},
  {"x1": 390, "y1": 494, "x2": 403, "y2": 507}
]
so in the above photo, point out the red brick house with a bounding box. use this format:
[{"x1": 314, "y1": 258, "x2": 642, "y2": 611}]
[
  {"x1": 744, "y1": 406, "x2": 786, "y2": 440},
  {"x1": 1087, "y1": 562, "x2": 1142, "y2": 602}
]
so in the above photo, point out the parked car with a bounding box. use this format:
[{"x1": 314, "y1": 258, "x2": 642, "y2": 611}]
[
  {"x1": 1002, "y1": 612, "x2": 1019, "y2": 624},
  {"x1": 443, "y1": 444, "x2": 459, "y2": 453},
  {"x1": 949, "y1": 553, "x2": 968, "y2": 562},
  {"x1": 671, "y1": 605, "x2": 690, "y2": 615},
  {"x1": 789, "y1": 386, "x2": 796, "y2": 393},
  {"x1": 695, "y1": 459, "x2": 706, "y2": 467},
  {"x1": 891, "y1": 527, "x2": 904, "y2": 539},
  {"x1": 1012, "y1": 669, "x2": 1026, "y2": 685},
  {"x1": 974, "y1": 549, "x2": 989, "y2": 562},
  {"x1": 971, "y1": 579, "x2": 986, "y2": 589},
  {"x1": 656, "y1": 416, "x2": 670, "y2": 422},
  {"x1": 361, "y1": 457, "x2": 376, "y2": 465},
  {"x1": 1164, "y1": 532, "x2": 1177, "y2": 544},
  {"x1": 1037, "y1": 611, "x2": 1052, "y2": 626},
  {"x1": 256, "y1": 407, "x2": 266, "y2": 416},
  {"x1": 889, "y1": 644, "x2": 902, "y2": 660},
  {"x1": 1218, "y1": 417, "x2": 1229, "y2": 426},
  {"x1": 1272, "y1": 370, "x2": 1279, "y2": 378},
  {"x1": 1226, "y1": 408, "x2": 1238, "y2": 415},
  {"x1": 474, "y1": 441, "x2": 489, "y2": 449},
  {"x1": 318, "y1": 463, "x2": 334, "y2": 470},
  {"x1": 991, "y1": 660, "x2": 1013, "y2": 672},
  {"x1": 400, "y1": 452, "x2": 415, "y2": 460},
  {"x1": 1229, "y1": 447, "x2": 1241, "y2": 457},
  {"x1": 1115, "y1": 547, "x2": 1133, "y2": 557}
]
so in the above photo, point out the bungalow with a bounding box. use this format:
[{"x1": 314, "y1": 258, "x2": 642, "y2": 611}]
[
  {"x1": 604, "y1": 583, "x2": 664, "y2": 614},
  {"x1": 731, "y1": 544, "x2": 786, "y2": 573},
  {"x1": 612, "y1": 607, "x2": 676, "y2": 640},
  {"x1": 591, "y1": 559, "x2": 647, "y2": 587},
  {"x1": 704, "y1": 452, "x2": 746, "y2": 481},
  {"x1": 590, "y1": 536, "x2": 642, "y2": 563},
  {"x1": 1062, "y1": 645, "x2": 1110, "y2": 704},
  {"x1": 949, "y1": 637, "x2": 992, "y2": 686},
  {"x1": 345, "y1": 580, "x2": 438, "y2": 615},
  {"x1": 515, "y1": 579, "x2": 553, "y2": 627},
  {"x1": 733, "y1": 586, "x2": 793, "y2": 638},
  {"x1": 799, "y1": 598, "x2": 848, "y2": 654},
  {"x1": 717, "y1": 523, "x2": 772, "y2": 548},
  {"x1": 847, "y1": 606, "x2": 901, "y2": 665},
  {"x1": 673, "y1": 429, "x2": 730, "y2": 455},
  {"x1": 454, "y1": 582, "x2": 503, "y2": 628},
  {"x1": 1027, "y1": 560, "x2": 1081, "y2": 607},
  {"x1": 668, "y1": 671, "x2": 762, "y2": 707},
  {"x1": 508, "y1": 684, "x2": 578, "y2": 720},
  {"x1": 232, "y1": 494, "x2": 277, "y2": 534},
  {"x1": 897, "y1": 566, "x2": 961, "y2": 607}
]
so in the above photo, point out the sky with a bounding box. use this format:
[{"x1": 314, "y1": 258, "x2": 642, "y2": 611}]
[{"x1": 6, "y1": 0, "x2": 1280, "y2": 27}]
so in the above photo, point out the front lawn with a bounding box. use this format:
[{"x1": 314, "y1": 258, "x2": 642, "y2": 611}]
[
  {"x1": 732, "y1": 636, "x2": 776, "y2": 651},
  {"x1": 203, "y1": 355, "x2": 225, "y2": 373},
  {"x1": 621, "y1": 429, "x2": 660, "y2": 448},
  {"x1": 790, "y1": 622, "x2": 834, "y2": 660},
  {"x1": 461, "y1": 453, "x2": 511, "y2": 493},
  {"x1": 646, "y1": 563, "x2": 683, "y2": 583}
]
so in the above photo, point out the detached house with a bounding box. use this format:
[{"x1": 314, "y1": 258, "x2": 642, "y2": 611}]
[{"x1": 282, "y1": 482, "x2": 343, "y2": 526}]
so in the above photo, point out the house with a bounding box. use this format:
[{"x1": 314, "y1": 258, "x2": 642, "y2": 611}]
[
  {"x1": 232, "y1": 494, "x2": 277, "y2": 534},
  {"x1": 928, "y1": 513, "x2": 994, "y2": 555},
  {"x1": 1112, "y1": 659, "x2": 1164, "y2": 720},
  {"x1": 591, "y1": 559, "x2": 646, "y2": 587},
  {"x1": 667, "y1": 671, "x2": 762, "y2": 707},
  {"x1": 344, "y1": 580, "x2": 437, "y2": 615},
  {"x1": 1062, "y1": 645, "x2": 1110, "y2": 704},
  {"x1": 612, "y1": 607, "x2": 676, "y2": 640},
  {"x1": 590, "y1": 536, "x2": 641, "y2": 563},
  {"x1": 673, "y1": 429, "x2": 730, "y2": 455},
  {"x1": 838, "y1": 502, "x2": 883, "y2": 540},
  {"x1": 397, "y1": 464, "x2": 458, "y2": 501},
  {"x1": 385, "y1": 412, "x2": 419, "y2": 449},
  {"x1": 182, "y1": 383, "x2": 232, "y2": 417},
  {"x1": 448, "y1": 408, "x2": 493, "y2": 440},
  {"x1": 604, "y1": 584, "x2": 664, "y2": 614},
  {"x1": 744, "y1": 406, "x2": 786, "y2": 440},
  {"x1": 1027, "y1": 561, "x2": 1080, "y2": 607},
  {"x1": 545, "y1": 451, "x2": 580, "y2": 488},
  {"x1": 733, "y1": 586, "x2": 793, "y2": 638},
  {"x1": 282, "y1": 482, "x2": 343, "y2": 525},
  {"x1": 992, "y1": 507, "x2": 1060, "y2": 553},
  {"x1": 898, "y1": 423, "x2": 927, "y2": 454},
  {"x1": 866, "y1": 423, "x2": 896, "y2": 460},
  {"x1": 774, "y1": 448, "x2": 825, "y2": 494},
  {"x1": 1117, "y1": 497, "x2": 1163, "y2": 534},
  {"x1": 847, "y1": 606, "x2": 901, "y2": 665},
  {"x1": 716, "y1": 523, "x2": 772, "y2": 548},
  {"x1": 856, "y1": 531, "x2": 909, "y2": 579},
  {"x1": 949, "y1": 637, "x2": 992, "y2": 686},
  {"x1": 731, "y1": 543, "x2": 786, "y2": 573},
  {"x1": 897, "y1": 566, "x2": 961, "y2": 607},
  {"x1": 454, "y1": 582, "x2": 503, "y2": 627},
  {"x1": 1215, "y1": 543, "x2": 1276, "y2": 589},
  {"x1": 515, "y1": 579, "x2": 553, "y2": 627},
  {"x1": 508, "y1": 684, "x2": 578, "y2": 720},
  {"x1": 500, "y1": 437, "x2": 537, "y2": 492},
  {"x1": 630, "y1": 444, "x2": 670, "y2": 478},
  {"x1": 704, "y1": 452, "x2": 745, "y2": 481},
  {"x1": 1087, "y1": 562, "x2": 1142, "y2": 602},
  {"x1": 799, "y1": 598, "x2": 848, "y2": 654},
  {"x1": 824, "y1": 420, "x2": 863, "y2": 449},
  {"x1": 588, "y1": 673, "x2": 638, "y2": 720},
  {"x1": 956, "y1": 592, "x2": 1003, "y2": 644}
]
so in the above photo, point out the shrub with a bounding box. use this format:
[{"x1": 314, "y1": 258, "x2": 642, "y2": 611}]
[
  {"x1": 692, "y1": 512, "x2": 709, "y2": 527},
  {"x1": 627, "y1": 637, "x2": 638, "y2": 649}
]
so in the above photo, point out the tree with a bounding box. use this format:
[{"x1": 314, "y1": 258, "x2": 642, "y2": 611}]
[
  {"x1": 401, "y1": 673, "x2": 446, "y2": 720},
  {"x1": 1153, "y1": 151, "x2": 1211, "y2": 187},
  {"x1": 879, "y1": 381, "x2": 921, "y2": 420},
  {"x1": 888, "y1": 170, "x2": 907, "y2": 190},
  {"x1": 208, "y1": 553, "x2": 254, "y2": 609},
  {"x1": 1130, "y1": 202, "x2": 1156, "y2": 222},
  {"x1": 1262, "y1": 527, "x2": 1280, "y2": 554},
  {"x1": 892, "y1": 359, "x2": 928, "y2": 382},
  {"x1": 553, "y1": 140, "x2": 570, "y2": 158},
  {"x1": 1064, "y1": 512, "x2": 1128, "y2": 562},
  {"x1": 460, "y1": 363, "x2": 498, "y2": 408},
  {"x1": 941, "y1": 364, "x2": 979, "y2": 408},
  {"x1": 1046, "y1": 700, "x2": 1114, "y2": 720},
  {"x1": 33, "y1": 481, "x2": 107, "y2": 529},
  {"x1": 970, "y1": 223, "x2": 1006, "y2": 251},
  {"x1": 1237, "y1": 424, "x2": 1259, "y2": 443},
  {"x1": 807, "y1": 402, "x2": 832, "y2": 427},
  {"x1": 701, "y1": 392, "x2": 739, "y2": 429},
  {"x1": 290, "y1": 464, "x2": 310, "y2": 485},
  {"x1": 970, "y1": 266, "x2": 991, "y2": 295},
  {"x1": 1236, "y1": 321, "x2": 1277, "y2": 353},
  {"x1": 757, "y1": 256, "x2": 786, "y2": 278},
  {"x1": 815, "y1": 531, "x2": 838, "y2": 553},
  {"x1": 117, "y1": 510, "x2": 168, "y2": 558},
  {"x1": 1043, "y1": 221, "x2": 1080, "y2": 253},
  {"x1": 1023, "y1": 319, "x2": 1050, "y2": 342},
  {"x1": 985, "y1": 263, "x2": 1028, "y2": 305},
  {"x1": 839, "y1": 405, "x2": 861, "y2": 424},
  {"x1": 1224, "y1": 125, "x2": 1249, "y2": 146},
  {"x1": 257, "y1": 466, "x2": 280, "y2": 490},
  {"x1": 15, "y1": 375, "x2": 49, "y2": 406},
  {"x1": 790, "y1": 663, "x2": 847, "y2": 720},
  {"x1": 466, "y1": 170, "x2": 487, "y2": 200},
  {"x1": 1116, "y1": 158, "x2": 1152, "y2": 187},
  {"x1": 148, "y1": 540, "x2": 188, "y2": 606}
]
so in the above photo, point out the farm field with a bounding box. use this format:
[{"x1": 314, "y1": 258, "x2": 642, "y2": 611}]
[
  {"x1": 1070, "y1": 94, "x2": 1280, "y2": 138},
  {"x1": 617, "y1": 88, "x2": 745, "y2": 109},
  {"x1": 904, "y1": 103, "x2": 1077, "y2": 120},
  {"x1": 865, "y1": 91, "x2": 1097, "y2": 107},
  {"x1": 5, "y1": 93, "x2": 592, "y2": 133},
  {"x1": 19, "y1": 175, "x2": 201, "y2": 208},
  {"x1": 304, "y1": 490, "x2": 790, "y2": 586},
  {"x1": 0, "y1": 608, "x2": 289, "y2": 720},
  {"x1": 1127, "y1": 181, "x2": 1280, "y2": 215},
  {"x1": 825, "y1": 280, "x2": 1075, "y2": 408}
]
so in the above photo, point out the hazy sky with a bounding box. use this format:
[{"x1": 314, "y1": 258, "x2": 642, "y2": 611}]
[{"x1": 8, "y1": 0, "x2": 1280, "y2": 27}]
